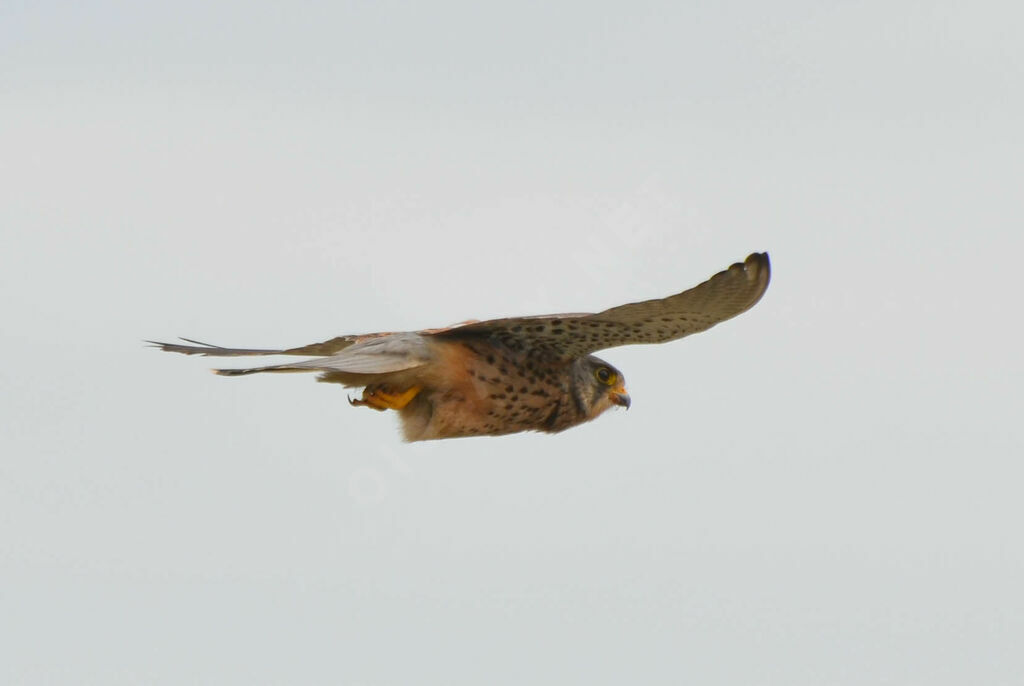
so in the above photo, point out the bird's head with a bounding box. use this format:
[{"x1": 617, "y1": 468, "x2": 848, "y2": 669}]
[{"x1": 572, "y1": 355, "x2": 631, "y2": 420}]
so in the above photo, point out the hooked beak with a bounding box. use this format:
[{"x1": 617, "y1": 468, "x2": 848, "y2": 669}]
[{"x1": 610, "y1": 387, "x2": 631, "y2": 409}]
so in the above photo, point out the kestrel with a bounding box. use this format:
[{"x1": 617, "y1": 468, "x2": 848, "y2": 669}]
[{"x1": 151, "y1": 252, "x2": 770, "y2": 441}]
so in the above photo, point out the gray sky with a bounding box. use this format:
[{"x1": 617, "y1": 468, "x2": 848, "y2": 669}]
[{"x1": 2, "y1": 1, "x2": 1022, "y2": 684}]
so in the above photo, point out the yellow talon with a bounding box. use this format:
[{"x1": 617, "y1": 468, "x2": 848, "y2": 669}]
[{"x1": 349, "y1": 385, "x2": 422, "y2": 411}]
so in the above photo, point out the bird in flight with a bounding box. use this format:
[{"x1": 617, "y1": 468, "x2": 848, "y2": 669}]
[{"x1": 151, "y1": 252, "x2": 770, "y2": 441}]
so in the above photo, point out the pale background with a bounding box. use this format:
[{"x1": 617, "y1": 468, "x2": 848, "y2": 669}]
[{"x1": 2, "y1": 1, "x2": 1022, "y2": 684}]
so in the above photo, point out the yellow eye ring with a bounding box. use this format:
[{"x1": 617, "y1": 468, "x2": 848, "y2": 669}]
[{"x1": 595, "y1": 367, "x2": 617, "y2": 386}]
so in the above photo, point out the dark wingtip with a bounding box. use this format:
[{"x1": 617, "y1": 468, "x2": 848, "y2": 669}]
[
  {"x1": 178, "y1": 337, "x2": 221, "y2": 348},
  {"x1": 213, "y1": 368, "x2": 252, "y2": 376},
  {"x1": 742, "y1": 252, "x2": 771, "y2": 296},
  {"x1": 145, "y1": 338, "x2": 211, "y2": 355},
  {"x1": 145, "y1": 339, "x2": 182, "y2": 352},
  {"x1": 742, "y1": 251, "x2": 770, "y2": 272}
]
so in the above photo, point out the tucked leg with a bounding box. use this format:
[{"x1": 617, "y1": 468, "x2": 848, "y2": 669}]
[{"x1": 349, "y1": 385, "x2": 422, "y2": 411}]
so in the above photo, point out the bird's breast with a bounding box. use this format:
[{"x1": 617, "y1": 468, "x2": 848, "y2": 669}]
[{"x1": 406, "y1": 339, "x2": 577, "y2": 439}]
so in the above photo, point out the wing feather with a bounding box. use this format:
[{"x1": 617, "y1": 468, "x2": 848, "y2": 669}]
[
  {"x1": 151, "y1": 331, "x2": 431, "y2": 378},
  {"x1": 147, "y1": 335, "x2": 366, "y2": 357},
  {"x1": 432, "y1": 252, "x2": 770, "y2": 359}
]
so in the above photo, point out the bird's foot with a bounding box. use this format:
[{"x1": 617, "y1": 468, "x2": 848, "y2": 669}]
[{"x1": 349, "y1": 385, "x2": 422, "y2": 411}]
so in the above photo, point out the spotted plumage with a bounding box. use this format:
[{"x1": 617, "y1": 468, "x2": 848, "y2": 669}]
[{"x1": 150, "y1": 252, "x2": 770, "y2": 441}]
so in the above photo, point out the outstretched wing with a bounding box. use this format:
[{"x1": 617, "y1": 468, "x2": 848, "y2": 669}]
[
  {"x1": 148, "y1": 334, "x2": 368, "y2": 357},
  {"x1": 433, "y1": 252, "x2": 770, "y2": 360},
  {"x1": 149, "y1": 332, "x2": 431, "y2": 377}
]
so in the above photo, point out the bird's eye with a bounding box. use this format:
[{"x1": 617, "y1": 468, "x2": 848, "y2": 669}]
[{"x1": 595, "y1": 367, "x2": 616, "y2": 385}]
